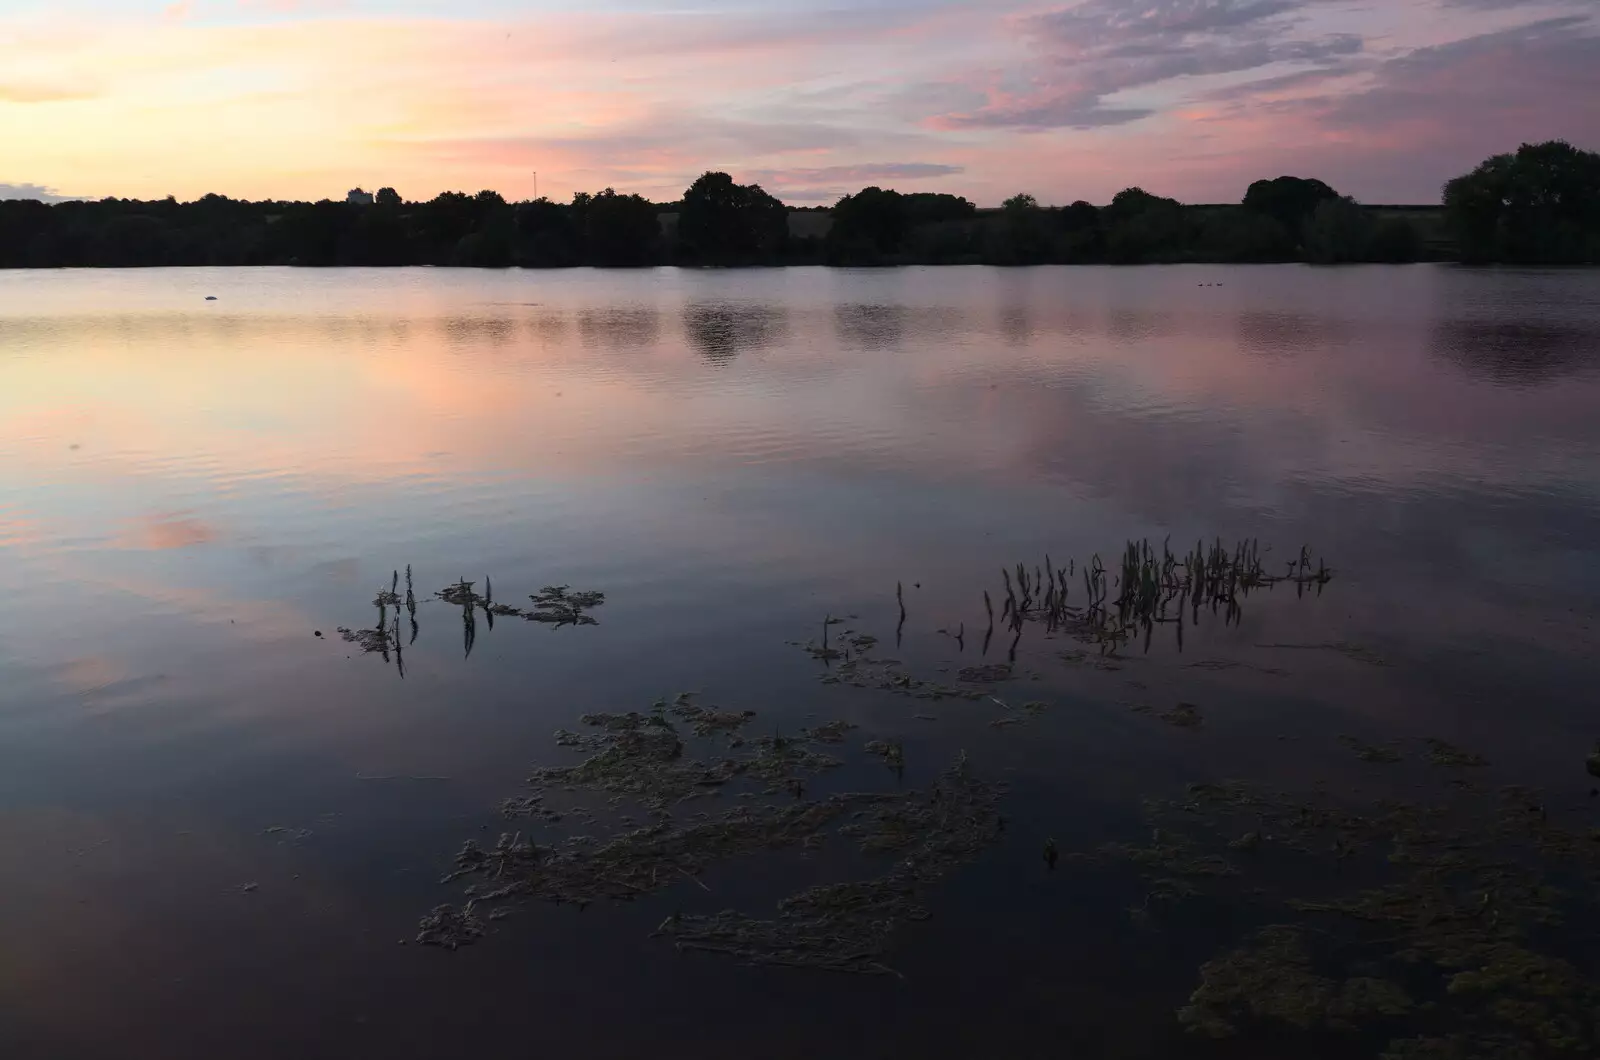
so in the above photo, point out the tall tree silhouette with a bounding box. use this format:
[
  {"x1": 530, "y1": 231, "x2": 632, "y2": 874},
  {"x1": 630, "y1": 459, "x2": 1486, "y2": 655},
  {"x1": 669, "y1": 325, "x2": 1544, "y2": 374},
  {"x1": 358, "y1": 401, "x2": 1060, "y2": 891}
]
[
  {"x1": 678, "y1": 172, "x2": 788, "y2": 265},
  {"x1": 1445, "y1": 141, "x2": 1600, "y2": 264}
]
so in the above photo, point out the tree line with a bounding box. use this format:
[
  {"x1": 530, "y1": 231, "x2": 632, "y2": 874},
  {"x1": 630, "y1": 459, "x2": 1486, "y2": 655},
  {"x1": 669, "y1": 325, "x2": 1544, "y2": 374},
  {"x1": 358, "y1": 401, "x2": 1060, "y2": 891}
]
[{"x1": 1, "y1": 142, "x2": 1594, "y2": 268}]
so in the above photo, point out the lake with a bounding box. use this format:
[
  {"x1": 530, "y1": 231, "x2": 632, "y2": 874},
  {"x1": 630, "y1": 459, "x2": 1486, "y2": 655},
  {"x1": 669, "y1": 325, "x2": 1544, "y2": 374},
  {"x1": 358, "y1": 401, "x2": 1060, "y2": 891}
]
[{"x1": 2, "y1": 264, "x2": 1599, "y2": 1059}]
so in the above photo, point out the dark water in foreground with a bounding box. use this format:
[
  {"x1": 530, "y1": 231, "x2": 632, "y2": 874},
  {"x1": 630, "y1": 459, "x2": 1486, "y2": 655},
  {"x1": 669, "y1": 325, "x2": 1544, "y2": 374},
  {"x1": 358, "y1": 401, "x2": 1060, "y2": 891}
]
[{"x1": 2, "y1": 265, "x2": 1599, "y2": 1059}]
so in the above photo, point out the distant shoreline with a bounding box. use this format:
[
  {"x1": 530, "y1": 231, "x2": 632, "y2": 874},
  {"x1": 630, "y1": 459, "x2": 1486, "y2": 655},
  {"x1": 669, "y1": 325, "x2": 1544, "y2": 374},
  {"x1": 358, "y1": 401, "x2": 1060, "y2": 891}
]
[
  {"x1": 2, "y1": 260, "x2": 1482, "y2": 272},
  {"x1": 6, "y1": 141, "x2": 1597, "y2": 268}
]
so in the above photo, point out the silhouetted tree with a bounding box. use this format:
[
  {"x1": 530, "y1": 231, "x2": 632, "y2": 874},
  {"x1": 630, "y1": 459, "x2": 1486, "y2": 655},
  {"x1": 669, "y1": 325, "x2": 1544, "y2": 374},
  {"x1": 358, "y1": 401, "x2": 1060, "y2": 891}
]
[
  {"x1": 269, "y1": 200, "x2": 354, "y2": 265},
  {"x1": 515, "y1": 198, "x2": 580, "y2": 267},
  {"x1": 1366, "y1": 216, "x2": 1421, "y2": 263},
  {"x1": 1054, "y1": 200, "x2": 1105, "y2": 261},
  {"x1": 1059, "y1": 200, "x2": 1100, "y2": 233},
  {"x1": 92, "y1": 213, "x2": 172, "y2": 266},
  {"x1": 901, "y1": 193, "x2": 976, "y2": 226},
  {"x1": 987, "y1": 193, "x2": 1050, "y2": 264},
  {"x1": 1195, "y1": 209, "x2": 1293, "y2": 262},
  {"x1": 1103, "y1": 187, "x2": 1181, "y2": 225},
  {"x1": 0, "y1": 161, "x2": 1486, "y2": 269},
  {"x1": 417, "y1": 192, "x2": 479, "y2": 263},
  {"x1": 1242, "y1": 176, "x2": 1340, "y2": 238},
  {"x1": 1304, "y1": 196, "x2": 1374, "y2": 264},
  {"x1": 677, "y1": 172, "x2": 788, "y2": 265},
  {"x1": 573, "y1": 188, "x2": 659, "y2": 266},
  {"x1": 1103, "y1": 187, "x2": 1189, "y2": 262},
  {"x1": 0, "y1": 199, "x2": 59, "y2": 267},
  {"x1": 347, "y1": 203, "x2": 413, "y2": 265},
  {"x1": 449, "y1": 191, "x2": 513, "y2": 266},
  {"x1": 828, "y1": 186, "x2": 909, "y2": 263},
  {"x1": 1444, "y1": 140, "x2": 1600, "y2": 263}
]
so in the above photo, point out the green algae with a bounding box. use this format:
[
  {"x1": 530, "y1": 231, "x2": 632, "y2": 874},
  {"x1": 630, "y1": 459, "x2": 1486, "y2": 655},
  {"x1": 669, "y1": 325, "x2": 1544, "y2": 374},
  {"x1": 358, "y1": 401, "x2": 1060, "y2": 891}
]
[
  {"x1": 1074, "y1": 742, "x2": 1600, "y2": 1056},
  {"x1": 1159, "y1": 702, "x2": 1204, "y2": 728},
  {"x1": 956, "y1": 663, "x2": 1013, "y2": 683},
  {"x1": 657, "y1": 753, "x2": 1004, "y2": 975},
  {"x1": 1342, "y1": 735, "x2": 1406, "y2": 763},
  {"x1": 425, "y1": 703, "x2": 1004, "y2": 974},
  {"x1": 1425, "y1": 739, "x2": 1490, "y2": 768},
  {"x1": 1179, "y1": 925, "x2": 1413, "y2": 1037}
]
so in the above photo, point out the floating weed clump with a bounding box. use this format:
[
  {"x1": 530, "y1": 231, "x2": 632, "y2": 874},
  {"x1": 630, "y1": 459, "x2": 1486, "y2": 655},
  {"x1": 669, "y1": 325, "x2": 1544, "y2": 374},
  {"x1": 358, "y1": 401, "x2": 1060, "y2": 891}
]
[
  {"x1": 864, "y1": 738, "x2": 905, "y2": 773},
  {"x1": 1071, "y1": 739, "x2": 1600, "y2": 1057},
  {"x1": 532, "y1": 708, "x2": 769, "y2": 814},
  {"x1": 663, "y1": 691, "x2": 755, "y2": 743},
  {"x1": 1425, "y1": 738, "x2": 1489, "y2": 769},
  {"x1": 526, "y1": 585, "x2": 606, "y2": 627},
  {"x1": 1179, "y1": 925, "x2": 1414, "y2": 1038},
  {"x1": 801, "y1": 719, "x2": 859, "y2": 744},
  {"x1": 337, "y1": 569, "x2": 412, "y2": 662},
  {"x1": 425, "y1": 705, "x2": 1005, "y2": 974},
  {"x1": 1159, "y1": 702, "x2": 1205, "y2": 728},
  {"x1": 437, "y1": 580, "x2": 606, "y2": 627},
  {"x1": 828, "y1": 656, "x2": 988, "y2": 700},
  {"x1": 337, "y1": 624, "x2": 395, "y2": 654},
  {"x1": 416, "y1": 903, "x2": 484, "y2": 950},
  {"x1": 1340, "y1": 735, "x2": 1405, "y2": 763},
  {"x1": 373, "y1": 569, "x2": 403, "y2": 609},
  {"x1": 657, "y1": 754, "x2": 1004, "y2": 975},
  {"x1": 795, "y1": 621, "x2": 1018, "y2": 700},
  {"x1": 338, "y1": 570, "x2": 608, "y2": 671},
  {"x1": 435, "y1": 579, "x2": 480, "y2": 608}
]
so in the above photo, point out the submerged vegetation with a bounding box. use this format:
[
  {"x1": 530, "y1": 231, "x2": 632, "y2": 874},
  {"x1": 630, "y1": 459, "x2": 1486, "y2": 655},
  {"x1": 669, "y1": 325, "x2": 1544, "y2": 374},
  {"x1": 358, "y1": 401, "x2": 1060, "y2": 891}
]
[
  {"x1": 418, "y1": 535, "x2": 1335, "y2": 976},
  {"x1": 421, "y1": 694, "x2": 1004, "y2": 974},
  {"x1": 374, "y1": 532, "x2": 1600, "y2": 1054},
  {"x1": 1072, "y1": 748, "x2": 1600, "y2": 1056},
  {"x1": 658, "y1": 754, "x2": 1002, "y2": 975}
]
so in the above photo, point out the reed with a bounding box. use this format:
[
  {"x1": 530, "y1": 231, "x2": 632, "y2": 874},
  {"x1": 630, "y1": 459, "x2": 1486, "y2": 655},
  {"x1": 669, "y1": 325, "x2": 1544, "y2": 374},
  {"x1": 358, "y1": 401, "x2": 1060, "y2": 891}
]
[{"x1": 992, "y1": 537, "x2": 1331, "y2": 656}]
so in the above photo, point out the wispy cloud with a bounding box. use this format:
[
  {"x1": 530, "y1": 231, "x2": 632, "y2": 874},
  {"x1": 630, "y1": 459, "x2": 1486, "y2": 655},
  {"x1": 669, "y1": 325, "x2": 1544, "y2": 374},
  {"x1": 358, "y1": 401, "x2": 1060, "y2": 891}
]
[
  {"x1": 0, "y1": 78, "x2": 101, "y2": 103},
  {"x1": 748, "y1": 162, "x2": 963, "y2": 184},
  {"x1": 739, "y1": 162, "x2": 965, "y2": 203},
  {"x1": 935, "y1": 0, "x2": 1365, "y2": 130},
  {"x1": 0, "y1": 183, "x2": 82, "y2": 202}
]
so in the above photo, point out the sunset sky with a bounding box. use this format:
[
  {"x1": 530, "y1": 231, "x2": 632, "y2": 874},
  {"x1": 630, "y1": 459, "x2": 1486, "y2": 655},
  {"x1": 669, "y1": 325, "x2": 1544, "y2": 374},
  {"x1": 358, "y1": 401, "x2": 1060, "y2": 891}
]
[{"x1": 2, "y1": 0, "x2": 1597, "y2": 207}]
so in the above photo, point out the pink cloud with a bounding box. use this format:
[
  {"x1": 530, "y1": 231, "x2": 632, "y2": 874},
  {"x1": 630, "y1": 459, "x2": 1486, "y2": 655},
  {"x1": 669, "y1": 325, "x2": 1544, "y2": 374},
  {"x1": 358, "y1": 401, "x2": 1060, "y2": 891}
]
[{"x1": 0, "y1": 1, "x2": 1596, "y2": 205}]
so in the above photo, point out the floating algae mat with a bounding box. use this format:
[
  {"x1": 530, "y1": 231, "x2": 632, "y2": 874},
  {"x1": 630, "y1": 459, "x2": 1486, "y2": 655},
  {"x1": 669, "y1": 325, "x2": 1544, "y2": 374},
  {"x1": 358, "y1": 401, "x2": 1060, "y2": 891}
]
[
  {"x1": 420, "y1": 693, "x2": 1005, "y2": 974},
  {"x1": 658, "y1": 754, "x2": 1002, "y2": 975},
  {"x1": 1070, "y1": 740, "x2": 1600, "y2": 1056}
]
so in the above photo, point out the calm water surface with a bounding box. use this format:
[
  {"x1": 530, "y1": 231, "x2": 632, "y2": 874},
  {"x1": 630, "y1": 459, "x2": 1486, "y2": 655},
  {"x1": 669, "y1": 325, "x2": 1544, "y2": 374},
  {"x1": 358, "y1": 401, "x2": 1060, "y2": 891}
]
[{"x1": 2, "y1": 265, "x2": 1599, "y2": 1058}]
